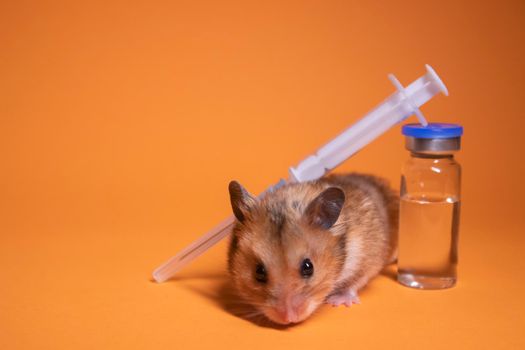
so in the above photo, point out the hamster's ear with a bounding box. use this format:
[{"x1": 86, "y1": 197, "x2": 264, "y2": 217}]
[
  {"x1": 304, "y1": 187, "x2": 345, "y2": 229},
  {"x1": 228, "y1": 181, "x2": 256, "y2": 223}
]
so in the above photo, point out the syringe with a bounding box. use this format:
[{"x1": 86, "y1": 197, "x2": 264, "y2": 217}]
[{"x1": 152, "y1": 64, "x2": 448, "y2": 283}]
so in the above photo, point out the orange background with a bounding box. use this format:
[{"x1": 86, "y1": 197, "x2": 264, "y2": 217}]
[{"x1": 1, "y1": 0, "x2": 524, "y2": 349}]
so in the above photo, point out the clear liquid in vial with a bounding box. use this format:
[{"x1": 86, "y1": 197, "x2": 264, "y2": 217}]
[{"x1": 397, "y1": 194, "x2": 460, "y2": 289}]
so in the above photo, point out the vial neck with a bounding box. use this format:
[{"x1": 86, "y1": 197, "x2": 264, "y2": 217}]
[{"x1": 410, "y1": 152, "x2": 454, "y2": 159}]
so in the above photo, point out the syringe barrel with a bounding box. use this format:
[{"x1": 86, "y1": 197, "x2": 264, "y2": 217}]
[
  {"x1": 152, "y1": 215, "x2": 235, "y2": 282},
  {"x1": 152, "y1": 179, "x2": 288, "y2": 282}
]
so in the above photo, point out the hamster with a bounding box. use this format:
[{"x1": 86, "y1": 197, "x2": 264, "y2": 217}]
[{"x1": 227, "y1": 173, "x2": 398, "y2": 325}]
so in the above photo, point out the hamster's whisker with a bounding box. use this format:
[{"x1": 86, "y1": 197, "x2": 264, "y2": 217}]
[
  {"x1": 305, "y1": 275, "x2": 332, "y2": 297},
  {"x1": 333, "y1": 218, "x2": 354, "y2": 226}
]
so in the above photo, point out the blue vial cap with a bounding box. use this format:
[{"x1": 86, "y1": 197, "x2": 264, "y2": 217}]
[{"x1": 402, "y1": 123, "x2": 463, "y2": 139}]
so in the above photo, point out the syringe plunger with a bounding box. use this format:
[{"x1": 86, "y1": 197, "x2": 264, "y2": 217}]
[{"x1": 289, "y1": 64, "x2": 448, "y2": 182}]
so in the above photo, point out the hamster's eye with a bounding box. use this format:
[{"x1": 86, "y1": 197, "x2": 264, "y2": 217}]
[
  {"x1": 300, "y1": 258, "x2": 314, "y2": 278},
  {"x1": 255, "y1": 263, "x2": 267, "y2": 283}
]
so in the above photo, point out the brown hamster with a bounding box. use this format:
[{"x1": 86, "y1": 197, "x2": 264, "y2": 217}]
[{"x1": 227, "y1": 173, "x2": 398, "y2": 325}]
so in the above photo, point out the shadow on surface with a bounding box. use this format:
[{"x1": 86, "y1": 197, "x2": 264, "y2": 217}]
[
  {"x1": 380, "y1": 263, "x2": 398, "y2": 282},
  {"x1": 163, "y1": 272, "x2": 292, "y2": 330},
  {"x1": 185, "y1": 278, "x2": 293, "y2": 330}
]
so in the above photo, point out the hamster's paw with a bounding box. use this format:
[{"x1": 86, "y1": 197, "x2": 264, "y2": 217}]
[{"x1": 326, "y1": 289, "x2": 360, "y2": 307}]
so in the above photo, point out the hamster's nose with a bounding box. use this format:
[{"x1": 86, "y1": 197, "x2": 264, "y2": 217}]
[
  {"x1": 276, "y1": 307, "x2": 299, "y2": 324},
  {"x1": 275, "y1": 295, "x2": 307, "y2": 324}
]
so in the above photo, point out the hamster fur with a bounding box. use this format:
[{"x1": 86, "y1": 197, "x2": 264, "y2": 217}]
[{"x1": 227, "y1": 173, "x2": 398, "y2": 325}]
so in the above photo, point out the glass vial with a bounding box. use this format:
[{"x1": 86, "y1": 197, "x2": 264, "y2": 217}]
[{"x1": 397, "y1": 123, "x2": 463, "y2": 289}]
